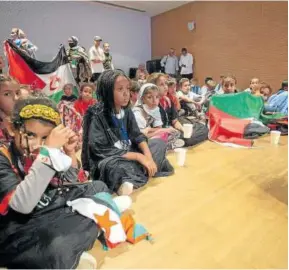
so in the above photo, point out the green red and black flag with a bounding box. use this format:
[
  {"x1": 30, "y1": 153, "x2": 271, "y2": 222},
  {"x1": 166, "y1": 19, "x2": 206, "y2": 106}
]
[
  {"x1": 208, "y1": 92, "x2": 285, "y2": 147},
  {"x1": 4, "y1": 40, "x2": 78, "y2": 103}
]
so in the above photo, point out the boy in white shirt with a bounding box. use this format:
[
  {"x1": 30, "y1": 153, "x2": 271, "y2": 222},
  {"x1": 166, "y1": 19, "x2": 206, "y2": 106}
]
[
  {"x1": 89, "y1": 36, "x2": 105, "y2": 83},
  {"x1": 179, "y1": 48, "x2": 193, "y2": 80},
  {"x1": 177, "y1": 78, "x2": 202, "y2": 116}
]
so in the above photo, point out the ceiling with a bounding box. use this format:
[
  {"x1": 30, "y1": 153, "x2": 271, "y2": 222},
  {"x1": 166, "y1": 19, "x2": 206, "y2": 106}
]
[{"x1": 95, "y1": 1, "x2": 189, "y2": 16}]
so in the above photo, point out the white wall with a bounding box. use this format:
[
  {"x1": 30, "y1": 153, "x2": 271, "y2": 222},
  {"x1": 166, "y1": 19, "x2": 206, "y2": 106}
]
[{"x1": 0, "y1": 1, "x2": 151, "y2": 73}]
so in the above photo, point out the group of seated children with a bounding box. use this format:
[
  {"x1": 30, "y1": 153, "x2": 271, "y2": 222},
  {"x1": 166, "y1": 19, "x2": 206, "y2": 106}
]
[
  {"x1": 159, "y1": 74, "x2": 287, "y2": 116},
  {"x1": 236, "y1": 76, "x2": 287, "y2": 114},
  {"x1": 0, "y1": 70, "x2": 175, "y2": 268},
  {"x1": 0, "y1": 69, "x2": 287, "y2": 269}
]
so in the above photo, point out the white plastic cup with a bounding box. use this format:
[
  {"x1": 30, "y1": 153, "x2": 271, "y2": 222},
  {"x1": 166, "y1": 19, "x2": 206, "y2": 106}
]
[
  {"x1": 174, "y1": 148, "x2": 187, "y2": 166},
  {"x1": 183, "y1": 124, "x2": 193, "y2": 139},
  {"x1": 270, "y1": 130, "x2": 281, "y2": 145}
]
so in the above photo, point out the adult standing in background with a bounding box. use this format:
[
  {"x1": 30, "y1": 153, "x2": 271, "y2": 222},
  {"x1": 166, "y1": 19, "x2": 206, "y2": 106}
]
[
  {"x1": 89, "y1": 36, "x2": 105, "y2": 83},
  {"x1": 179, "y1": 48, "x2": 193, "y2": 80},
  {"x1": 10, "y1": 28, "x2": 38, "y2": 59},
  {"x1": 103, "y1": 42, "x2": 114, "y2": 70},
  {"x1": 66, "y1": 36, "x2": 91, "y2": 84},
  {"x1": 160, "y1": 48, "x2": 178, "y2": 77}
]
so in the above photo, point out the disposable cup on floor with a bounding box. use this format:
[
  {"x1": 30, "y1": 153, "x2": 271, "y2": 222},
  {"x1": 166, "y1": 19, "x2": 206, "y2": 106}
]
[
  {"x1": 174, "y1": 148, "x2": 187, "y2": 167},
  {"x1": 270, "y1": 130, "x2": 281, "y2": 145},
  {"x1": 183, "y1": 124, "x2": 193, "y2": 138}
]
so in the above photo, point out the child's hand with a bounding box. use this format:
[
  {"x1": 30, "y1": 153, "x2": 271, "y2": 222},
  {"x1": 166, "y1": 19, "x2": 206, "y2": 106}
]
[
  {"x1": 44, "y1": 125, "x2": 71, "y2": 149},
  {"x1": 144, "y1": 157, "x2": 158, "y2": 177},
  {"x1": 63, "y1": 132, "x2": 79, "y2": 156},
  {"x1": 142, "y1": 127, "x2": 151, "y2": 136},
  {"x1": 138, "y1": 155, "x2": 157, "y2": 177}
]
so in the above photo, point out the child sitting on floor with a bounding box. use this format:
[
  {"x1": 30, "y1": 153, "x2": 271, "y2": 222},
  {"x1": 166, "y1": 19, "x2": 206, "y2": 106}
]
[
  {"x1": 214, "y1": 75, "x2": 225, "y2": 93},
  {"x1": 58, "y1": 84, "x2": 83, "y2": 151},
  {"x1": 252, "y1": 82, "x2": 272, "y2": 101},
  {"x1": 0, "y1": 94, "x2": 131, "y2": 269},
  {"x1": 74, "y1": 83, "x2": 97, "y2": 117},
  {"x1": 200, "y1": 77, "x2": 213, "y2": 96},
  {"x1": 259, "y1": 82, "x2": 273, "y2": 101},
  {"x1": 167, "y1": 79, "x2": 182, "y2": 114},
  {"x1": 244, "y1": 77, "x2": 260, "y2": 93},
  {"x1": 0, "y1": 74, "x2": 20, "y2": 145},
  {"x1": 199, "y1": 79, "x2": 218, "y2": 112},
  {"x1": 137, "y1": 72, "x2": 147, "y2": 86},
  {"x1": 135, "y1": 63, "x2": 148, "y2": 81},
  {"x1": 129, "y1": 80, "x2": 141, "y2": 107},
  {"x1": 264, "y1": 80, "x2": 288, "y2": 115},
  {"x1": 58, "y1": 83, "x2": 81, "y2": 133},
  {"x1": 58, "y1": 83, "x2": 79, "y2": 127},
  {"x1": 133, "y1": 83, "x2": 163, "y2": 135},
  {"x1": 133, "y1": 83, "x2": 184, "y2": 149},
  {"x1": 219, "y1": 75, "x2": 238, "y2": 94},
  {"x1": 82, "y1": 70, "x2": 174, "y2": 195},
  {"x1": 190, "y1": 78, "x2": 201, "y2": 95},
  {"x1": 60, "y1": 83, "x2": 78, "y2": 103},
  {"x1": 177, "y1": 78, "x2": 202, "y2": 116}
]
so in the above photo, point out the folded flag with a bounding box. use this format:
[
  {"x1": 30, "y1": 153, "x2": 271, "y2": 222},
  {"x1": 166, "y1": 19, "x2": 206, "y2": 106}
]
[
  {"x1": 67, "y1": 193, "x2": 151, "y2": 250},
  {"x1": 4, "y1": 40, "x2": 78, "y2": 103},
  {"x1": 67, "y1": 196, "x2": 126, "y2": 248},
  {"x1": 120, "y1": 212, "x2": 152, "y2": 244},
  {"x1": 208, "y1": 92, "x2": 286, "y2": 147}
]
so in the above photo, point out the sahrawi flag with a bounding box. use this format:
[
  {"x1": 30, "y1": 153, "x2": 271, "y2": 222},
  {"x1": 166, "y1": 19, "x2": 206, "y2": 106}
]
[
  {"x1": 4, "y1": 40, "x2": 77, "y2": 103},
  {"x1": 208, "y1": 92, "x2": 285, "y2": 148}
]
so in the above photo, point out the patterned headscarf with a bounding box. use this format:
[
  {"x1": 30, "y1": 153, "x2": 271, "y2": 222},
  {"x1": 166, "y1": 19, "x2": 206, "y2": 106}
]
[{"x1": 135, "y1": 83, "x2": 157, "y2": 107}]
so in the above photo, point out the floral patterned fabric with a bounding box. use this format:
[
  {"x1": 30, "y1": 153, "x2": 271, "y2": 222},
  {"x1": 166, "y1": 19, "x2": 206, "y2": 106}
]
[{"x1": 58, "y1": 100, "x2": 83, "y2": 151}]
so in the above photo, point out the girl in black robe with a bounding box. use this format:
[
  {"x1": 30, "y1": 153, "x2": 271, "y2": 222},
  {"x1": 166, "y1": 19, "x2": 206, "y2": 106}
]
[
  {"x1": 82, "y1": 70, "x2": 174, "y2": 195},
  {"x1": 0, "y1": 95, "x2": 125, "y2": 269}
]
